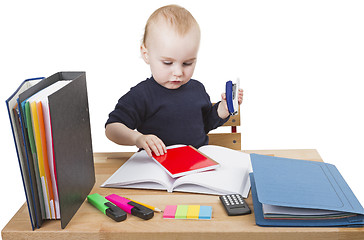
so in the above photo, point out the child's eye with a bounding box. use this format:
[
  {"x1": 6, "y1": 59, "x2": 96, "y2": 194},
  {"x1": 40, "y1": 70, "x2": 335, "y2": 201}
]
[
  {"x1": 163, "y1": 61, "x2": 173, "y2": 65},
  {"x1": 183, "y1": 62, "x2": 193, "y2": 66}
]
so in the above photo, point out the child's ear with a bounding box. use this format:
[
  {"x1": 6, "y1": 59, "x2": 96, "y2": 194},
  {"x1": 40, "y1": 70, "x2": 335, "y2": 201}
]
[{"x1": 140, "y1": 44, "x2": 149, "y2": 64}]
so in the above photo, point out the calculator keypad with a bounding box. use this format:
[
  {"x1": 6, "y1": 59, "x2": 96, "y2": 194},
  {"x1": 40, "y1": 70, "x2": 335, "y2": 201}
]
[{"x1": 220, "y1": 194, "x2": 251, "y2": 216}]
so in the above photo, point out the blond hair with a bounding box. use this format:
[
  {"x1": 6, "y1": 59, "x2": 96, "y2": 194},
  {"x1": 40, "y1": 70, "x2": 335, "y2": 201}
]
[{"x1": 142, "y1": 5, "x2": 200, "y2": 47}]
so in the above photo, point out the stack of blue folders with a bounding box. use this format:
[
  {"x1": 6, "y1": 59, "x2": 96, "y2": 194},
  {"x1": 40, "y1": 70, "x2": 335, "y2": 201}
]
[{"x1": 250, "y1": 154, "x2": 364, "y2": 227}]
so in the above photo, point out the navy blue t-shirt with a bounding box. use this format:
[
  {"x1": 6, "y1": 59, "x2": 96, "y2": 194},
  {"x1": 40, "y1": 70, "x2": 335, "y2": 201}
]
[{"x1": 106, "y1": 77, "x2": 229, "y2": 148}]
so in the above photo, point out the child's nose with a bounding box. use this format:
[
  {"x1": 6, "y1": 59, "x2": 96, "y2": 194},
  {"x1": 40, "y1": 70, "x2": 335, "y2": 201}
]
[{"x1": 173, "y1": 65, "x2": 183, "y2": 77}]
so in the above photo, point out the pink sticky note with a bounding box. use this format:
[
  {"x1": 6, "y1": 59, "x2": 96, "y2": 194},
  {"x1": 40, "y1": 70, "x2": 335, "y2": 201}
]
[{"x1": 163, "y1": 205, "x2": 177, "y2": 219}]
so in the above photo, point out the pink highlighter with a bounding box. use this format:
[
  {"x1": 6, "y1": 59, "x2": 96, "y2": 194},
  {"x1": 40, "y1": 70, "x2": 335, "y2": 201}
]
[{"x1": 105, "y1": 194, "x2": 154, "y2": 220}]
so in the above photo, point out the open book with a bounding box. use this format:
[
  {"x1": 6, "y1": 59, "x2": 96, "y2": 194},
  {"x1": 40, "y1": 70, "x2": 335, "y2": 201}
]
[{"x1": 101, "y1": 145, "x2": 252, "y2": 197}]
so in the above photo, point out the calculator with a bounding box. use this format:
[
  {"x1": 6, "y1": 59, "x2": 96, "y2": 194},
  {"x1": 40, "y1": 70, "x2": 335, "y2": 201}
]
[{"x1": 219, "y1": 194, "x2": 251, "y2": 216}]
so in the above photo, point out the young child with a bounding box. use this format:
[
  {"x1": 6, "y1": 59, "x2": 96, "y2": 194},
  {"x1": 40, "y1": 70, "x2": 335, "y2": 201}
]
[{"x1": 105, "y1": 5, "x2": 243, "y2": 157}]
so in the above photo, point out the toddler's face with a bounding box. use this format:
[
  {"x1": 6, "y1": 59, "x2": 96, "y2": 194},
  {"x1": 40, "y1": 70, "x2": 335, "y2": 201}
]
[{"x1": 141, "y1": 21, "x2": 200, "y2": 89}]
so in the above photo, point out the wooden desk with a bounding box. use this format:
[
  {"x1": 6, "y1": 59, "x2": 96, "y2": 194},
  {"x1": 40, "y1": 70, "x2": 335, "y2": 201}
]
[{"x1": 2, "y1": 149, "x2": 364, "y2": 240}]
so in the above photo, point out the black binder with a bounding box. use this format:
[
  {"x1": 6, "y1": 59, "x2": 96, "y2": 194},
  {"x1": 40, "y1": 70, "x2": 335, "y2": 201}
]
[{"x1": 6, "y1": 72, "x2": 95, "y2": 229}]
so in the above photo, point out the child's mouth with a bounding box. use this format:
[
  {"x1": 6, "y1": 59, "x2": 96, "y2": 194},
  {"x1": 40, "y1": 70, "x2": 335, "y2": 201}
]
[{"x1": 170, "y1": 80, "x2": 182, "y2": 84}]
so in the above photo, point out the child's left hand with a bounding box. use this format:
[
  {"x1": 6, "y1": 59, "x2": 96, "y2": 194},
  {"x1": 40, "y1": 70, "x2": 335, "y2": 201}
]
[{"x1": 218, "y1": 88, "x2": 243, "y2": 119}]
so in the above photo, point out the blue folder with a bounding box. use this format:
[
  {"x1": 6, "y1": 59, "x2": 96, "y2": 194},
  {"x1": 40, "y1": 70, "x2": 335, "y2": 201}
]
[
  {"x1": 6, "y1": 77, "x2": 45, "y2": 230},
  {"x1": 250, "y1": 154, "x2": 364, "y2": 227}
]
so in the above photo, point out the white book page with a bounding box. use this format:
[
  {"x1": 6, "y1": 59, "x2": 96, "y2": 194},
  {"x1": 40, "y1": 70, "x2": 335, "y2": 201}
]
[
  {"x1": 172, "y1": 145, "x2": 252, "y2": 197},
  {"x1": 26, "y1": 81, "x2": 71, "y2": 103},
  {"x1": 172, "y1": 184, "x2": 229, "y2": 195},
  {"x1": 101, "y1": 150, "x2": 175, "y2": 191},
  {"x1": 110, "y1": 182, "x2": 173, "y2": 192}
]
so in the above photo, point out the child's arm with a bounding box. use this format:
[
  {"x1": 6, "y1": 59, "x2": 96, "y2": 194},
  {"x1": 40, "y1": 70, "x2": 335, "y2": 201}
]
[
  {"x1": 217, "y1": 89, "x2": 244, "y2": 119},
  {"x1": 105, "y1": 122, "x2": 167, "y2": 157}
]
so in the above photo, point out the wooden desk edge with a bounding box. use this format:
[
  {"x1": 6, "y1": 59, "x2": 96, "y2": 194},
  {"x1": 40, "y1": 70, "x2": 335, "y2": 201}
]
[{"x1": 3, "y1": 149, "x2": 364, "y2": 240}]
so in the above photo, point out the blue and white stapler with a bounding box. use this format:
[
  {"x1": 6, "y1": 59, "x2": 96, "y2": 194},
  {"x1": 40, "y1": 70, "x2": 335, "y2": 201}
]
[{"x1": 225, "y1": 78, "x2": 240, "y2": 116}]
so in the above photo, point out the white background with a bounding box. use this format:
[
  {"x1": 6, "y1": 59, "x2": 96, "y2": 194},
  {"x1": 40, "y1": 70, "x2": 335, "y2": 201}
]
[{"x1": 0, "y1": 0, "x2": 363, "y2": 234}]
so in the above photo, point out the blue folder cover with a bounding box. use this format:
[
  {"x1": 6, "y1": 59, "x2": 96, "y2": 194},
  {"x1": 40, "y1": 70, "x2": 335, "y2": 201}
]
[
  {"x1": 250, "y1": 154, "x2": 364, "y2": 227},
  {"x1": 6, "y1": 77, "x2": 45, "y2": 230}
]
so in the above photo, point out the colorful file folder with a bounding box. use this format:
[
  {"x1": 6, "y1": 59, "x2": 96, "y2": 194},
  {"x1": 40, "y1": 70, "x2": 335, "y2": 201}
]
[{"x1": 6, "y1": 72, "x2": 95, "y2": 229}]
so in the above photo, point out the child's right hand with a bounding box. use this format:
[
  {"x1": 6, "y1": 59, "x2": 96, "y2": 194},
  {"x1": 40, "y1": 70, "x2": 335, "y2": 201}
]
[{"x1": 136, "y1": 134, "x2": 167, "y2": 158}]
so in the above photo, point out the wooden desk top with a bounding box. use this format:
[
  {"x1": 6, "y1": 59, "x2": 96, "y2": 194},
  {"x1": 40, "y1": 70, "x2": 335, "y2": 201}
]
[{"x1": 2, "y1": 149, "x2": 364, "y2": 240}]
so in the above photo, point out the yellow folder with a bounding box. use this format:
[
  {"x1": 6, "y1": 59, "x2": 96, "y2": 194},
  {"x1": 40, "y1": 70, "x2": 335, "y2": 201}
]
[{"x1": 30, "y1": 101, "x2": 53, "y2": 219}]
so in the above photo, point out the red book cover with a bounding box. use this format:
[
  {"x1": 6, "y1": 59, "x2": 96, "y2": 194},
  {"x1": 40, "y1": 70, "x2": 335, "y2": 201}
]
[{"x1": 152, "y1": 145, "x2": 220, "y2": 178}]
